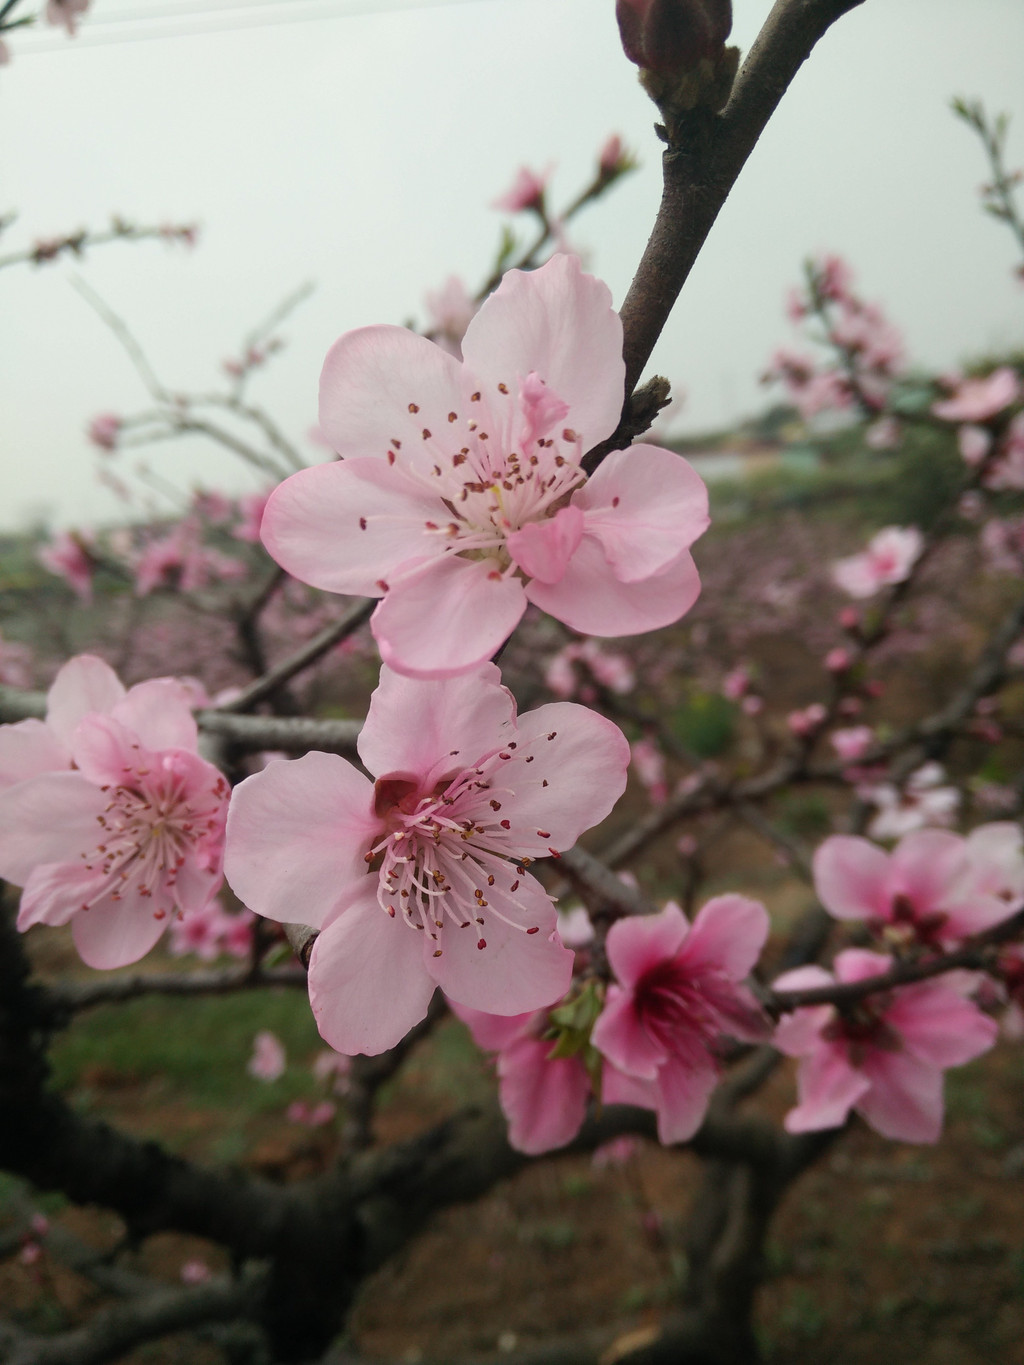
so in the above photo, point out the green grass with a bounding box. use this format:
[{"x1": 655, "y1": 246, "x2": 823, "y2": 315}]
[{"x1": 49, "y1": 988, "x2": 323, "y2": 1113}]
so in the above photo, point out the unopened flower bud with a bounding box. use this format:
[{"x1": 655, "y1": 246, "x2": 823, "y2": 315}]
[{"x1": 616, "y1": 0, "x2": 732, "y2": 76}]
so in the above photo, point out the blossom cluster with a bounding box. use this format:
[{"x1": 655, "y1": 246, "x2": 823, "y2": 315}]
[{"x1": 5, "y1": 247, "x2": 1023, "y2": 1169}]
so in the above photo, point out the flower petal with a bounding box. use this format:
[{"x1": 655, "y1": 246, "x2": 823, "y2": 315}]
[
  {"x1": 604, "y1": 902, "x2": 690, "y2": 990},
  {"x1": 425, "y1": 872, "x2": 573, "y2": 1016},
  {"x1": 499, "y1": 701, "x2": 630, "y2": 854},
  {"x1": 652, "y1": 1054, "x2": 719, "y2": 1144},
  {"x1": 507, "y1": 505, "x2": 584, "y2": 585},
  {"x1": 784, "y1": 1044, "x2": 870, "y2": 1133},
  {"x1": 308, "y1": 888, "x2": 436, "y2": 1055},
  {"x1": 591, "y1": 985, "x2": 665, "y2": 1080},
  {"x1": 371, "y1": 556, "x2": 527, "y2": 679},
  {"x1": 260, "y1": 458, "x2": 441, "y2": 596},
  {"x1": 526, "y1": 534, "x2": 701, "y2": 637},
  {"x1": 682, "y1": 895, "x2": 770, "y2": 982},
  {"x1": 0, "y1": 720, "x2": 68, "y2": 789},
  {"x1": 497, "y1": 1036, "x2": 590, "y2": 1154},
  {"x1": 45, "y1": 655, "x2": 125, "y2": 749},
  {"x1": 856, "y1": 1051, "x2": 944, "y2": 1143},
  {"x1": 887, "y1": 982, "x2": 997, "y2": 1068},
  {"x1": 319, "y1": 323, "x2": 468, "y2": 463},
  {"x1": 450, "y1": 1001, "x2": 535, "y2": 1053},
  {"x1": 0, "y1": 772, "x2": 106, "y2": 886},
  {"x1": 357, "y1": 662, "x2": 512, "y2": 782},
  {"x1": 812, "y1": 835, "x2": 892, "y2": 921},
  {"x1": 70, "y1": 887, "x2": 171, "y2": 969},
  {"x1": 460, "y1": 255, "x2": 624, "y2": 453},
  {"x1": 573, "y1": 445, "x2": 708, "y2": 582},
  {"x1": 112, "y1": 679, "x2": 198, "y2": 752},
  {"x1": 224, "y1": 753, "x2": 378, "y2": 928}
]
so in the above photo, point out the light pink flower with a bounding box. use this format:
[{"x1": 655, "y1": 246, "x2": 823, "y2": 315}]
[
  {"x1": 87, "y1": 413, "x2": 121, "y2": 450},
  {"x1": 38, "y1": 530, "x2": 94, "y2": 602},
  {"x1": 630, "y1": 736, "x2": 668, "y2": 806},
  {"x1": 862, "y1": 762, "x2": 959, "y2": 840},
  {"x1": 813, "y1": 827, "x2": 1018, "y2": 951},
  {"x1": 824, "y1": 647, "x2": 851, "y2": 672},
  {"x1": 787, "y1": 703, "x2": 826, "y2": 737},
  {"x1": 247, "y1": 1030, "x2": 287, "y2": 1082},
  {"x1": 492, "y1": 165, "x2": 550, "y2": 214},
  {"x1": 286, "y1": 1100, "x2": 336, "y2": 1127},
  {"x1": 774, "y1": 949, "x2": 997, "y2": 1142},
  {"x1": 722, "y1": 665, "x2": 751, "y2": 700},
  {"x1": 592, "y1": 898, "x2": 770, "y2": 1144},
  {"x1": 932, "y1": 367, "x2": 1020, "y2": 423},
  {"x1": 133, "y1": 517, "x2": 247, "y2": 596},
  {"x1": 0, "y1": 655, "x2": 228, "y2": 969},
  {"x1": 260, "y1": 255, "x2": 709, "y2": 678},
  {"x1": 424, "y1": 275, "x2": 478, "y2": 359},
  {"x1": 225, "y1": 663, "x2": 629, "y2": 1055},
  {"x1": 454, "y1": 1002, "x2": 593, "y2": 1154},
  {"x1": 830, "y1": 726, "x2": 874, "y2": 762},
  {"x1": 168, "y1": 903, "x2": 227, "y2": 961},
  {"x1": 831, "y1": 525, "x2": 923, "y2": 599}
]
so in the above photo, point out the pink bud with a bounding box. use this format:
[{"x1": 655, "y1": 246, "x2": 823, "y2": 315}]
[
  {"x1": 824, "y1": 647, "x2": 851, "y2": 673},
  {"x1": 616, "y1": 0, "x2": 732, "y2": 76},
  {"x1": 838, "y1": 607, "x2": 861, "y2": 632}
]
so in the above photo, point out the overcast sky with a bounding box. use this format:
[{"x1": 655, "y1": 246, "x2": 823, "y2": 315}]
[{"x1": 1, "y1": 0, "x2": 1022, "y2": 530}]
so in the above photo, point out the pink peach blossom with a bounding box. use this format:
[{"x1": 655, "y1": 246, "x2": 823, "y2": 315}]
[
  {"x1": 0, "y1": 656, "x2": 228, "y2": 969},
  {"x1": 932, "y1": 367, "x2": 1020, "y2": 423},
  {"x1": 454, "y1": 1002, "x2": 593, "y2": 1154},
  {"x1": 492, "y1": 165, "x2": 551, "y2": 214},
  {"x1": 787, "y1": 703, "x2": 826, "y2": 737},
  {"x1": 830, "y1": 726, "x2": 874, "y2": 762},
  {"x1": 592, "y1": 897, "x2": 770, "y2": 1144},
  {"x1": 424, "y1": 275, "x2": 478, "y2": 359},
  {"x1": 831, "y1": 525, "x2": 923, "y2": 599},
  {"x1": 813, "y1": 826, "x2": 1020, "y2": 951},
  {"x1": 260, "y1": 255, "x2": 709, "y2": 678},
  {"x1": 774, "y1": 950, "x2": 997, "y2": 1142},
  {"x1": 87, "y1": 413, "x2": 122, "y2": 450},
  {"x1": 247, "y1": 1030, "x2": 287, "y2": 1082},
  {"x1": 862, "y1": 762, "x2": 960, "y2": 840},
  {"x1": 38, "y1": 530, "x2": 95, "y2": 602},
  {"x1": 598, "y1": 134, "x2": 627, "y2": 177},
  {"x1": 225, "y1": 663, "x2": 629, "y2": 1055}
]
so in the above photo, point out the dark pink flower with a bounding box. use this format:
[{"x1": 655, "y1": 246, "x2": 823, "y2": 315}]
[
  {"x1": 492, "y1": 165, "x2": 551, "y2": 214},
  {"x1": 454, "y1": 1003, "x2": 593, "y2": 1155},
  {"x1": 592, "y1": 897, "x2": 769, "y2": 1143},
  {"x1": 774, "y1": 950, "x2": 997, "y2": 1142},
  {"x1": 225, "y1": 664, "x2": 629, "y2": 1055}
]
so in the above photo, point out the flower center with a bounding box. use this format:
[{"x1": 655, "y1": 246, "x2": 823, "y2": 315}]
[
  {"x1": 80, "y1": 759, "x2": 226, "y2": 918},
  {"x1": 367, "y1": 740, "x2": 549, "y2": 956}
]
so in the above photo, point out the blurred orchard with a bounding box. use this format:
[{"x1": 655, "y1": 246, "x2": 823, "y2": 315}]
[{"x1": 2, "y1": 2, "x2": 1024, "y2": 1363}]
